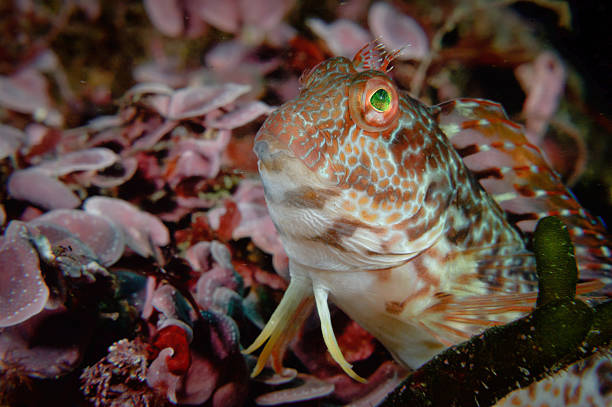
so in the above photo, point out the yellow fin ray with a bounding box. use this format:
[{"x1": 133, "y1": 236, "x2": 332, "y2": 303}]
[
  {"x1": 243, "y1": 278, "x2": 313, "y2": 378},
  {"x1": 313, "y1": 283, "x2": 367, "y2": 383}
]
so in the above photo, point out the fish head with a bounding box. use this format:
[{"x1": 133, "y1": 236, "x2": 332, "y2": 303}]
[{"x1": 254, "y1": 51, "x2": 455, "y2": 272}]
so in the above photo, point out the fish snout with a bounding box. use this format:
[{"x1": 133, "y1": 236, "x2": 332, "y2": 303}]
[{"x1": 253, "y1": 139, "x2": 271, "y2": 162}]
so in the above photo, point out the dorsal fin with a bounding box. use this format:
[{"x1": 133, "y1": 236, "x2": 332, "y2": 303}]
[
  {"x1": 352, "y1": 40, "x2": 398, "y2": 73},
  {"x1": 432, "y1": 98, "x2": 611, "y2": 288}
]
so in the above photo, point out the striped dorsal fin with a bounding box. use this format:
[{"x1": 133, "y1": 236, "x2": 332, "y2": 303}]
[{"x1": 432, "y1": 98, "x2": 611, "y2": 288}]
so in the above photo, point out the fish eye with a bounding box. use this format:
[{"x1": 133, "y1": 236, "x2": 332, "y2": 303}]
[
  {"x1": 348, "y1": 73, "x2": 399, "y2": 132},
  {"x1": 369, "y1": 88, "x2": 392, "y2": 112}
]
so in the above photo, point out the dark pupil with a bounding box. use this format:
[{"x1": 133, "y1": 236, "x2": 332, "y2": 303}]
[{"x1": 370, "y1": 88, "x2": 391, "y2": 112}]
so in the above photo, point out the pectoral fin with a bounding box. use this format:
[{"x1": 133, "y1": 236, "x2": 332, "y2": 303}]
[
  {"x1": 243, "y1": 277, "x2": 313, "y2": 377},
  {"x1": 313, "y1": 283, "x2": 367, "y2": 383}
]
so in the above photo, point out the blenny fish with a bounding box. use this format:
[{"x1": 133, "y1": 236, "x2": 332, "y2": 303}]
[{"x1": 244, "y1": 43, "x2": 611, "y2": 387}]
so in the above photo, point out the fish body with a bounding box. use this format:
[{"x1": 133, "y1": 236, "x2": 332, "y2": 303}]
[{"x1": 244, "y1": 45, "x2": 611, "y2": 384}]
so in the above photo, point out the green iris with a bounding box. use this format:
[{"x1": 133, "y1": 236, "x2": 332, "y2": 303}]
[{"x1": 370, "y1": 88, "x2": 392, "y2": 112}]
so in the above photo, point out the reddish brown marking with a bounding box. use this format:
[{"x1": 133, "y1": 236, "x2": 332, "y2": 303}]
[
  {"x1": 597, "y1": 360, "x2": 612, "y2": 395},
  {"x1": 405, "y1": 221, "x2": 428, "y2": 243},
  {"x1": 385, "y1": 284, "x2": 431, "y2": 315},
  {"x1": 460, "y1": 120, "x2": 483, "y2": 130},
  {"x1": 376, "y1": 268, "x2": 392, "y2": 282},
  {"x1": 455, "y1": 144, "x2": 480, "y2": 158},
  {"x1": 473, "y1": 168, "x2": 504, "y2": 180},
  {"x1": 283, "y1": 187, "x2": 341, "y2": 209},
  {"x1": 412, "y1": 251, "x2": 441, "y2": 288},
  {"x1": 527, "y1": 377, "x2": 537, "y2": 399},
  {"x1": 429, "y1": 320, "x2": 472, "y2": 340},
  {"x1": 444, "y1": 316, "x2": 504, "y2": 327},
  {"x1": 447, "y1": 226, "x2": 470, "y2": 245}
]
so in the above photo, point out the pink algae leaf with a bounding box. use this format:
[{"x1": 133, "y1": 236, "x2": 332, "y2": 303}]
[
  {"x1": 306, "y1": 18, "x2": 372, "y2": 58},
  {"x1": 143, "y1": 0, "x2": 184, "y2": 37},
  {"x1": 0, "y1": 221, "x2": 48, "y2": 328},
  {"x1": 166, "y1": 130, "x2": 231, "y2": 184},
  {"x1": 515, "y1": 51, "x2": 566, "y2": 142},
  {"x1": 207, "y1": 101, "x2": 275, "y2": 130},
  {"x1": 0, "y1": 69, "x2": 50, "y2": 114},
  {"x1": 0, "y1": 308, "x2": 87, "y2": 378},
  {"x1": 146, "y1": 348, "x2": 182, "y2": 404},
  {"x1": 83, "y1": 196, "x2": 169, "y2": 258},
  {"x1": 255, "y1": 374, "x2": 335, "y2": 406},
  {"x1": 0, "y1": 124, "x2": 26, "y2": 160},
  {"x1": 90, "y1": 156, "x2": 138, "y2": 188},
  {"x1": 239, "y1": 0, "x2": 294, "y2": 32},
  {"x1": 329, "y1": 361, "x2": 407, "y2": 404},
  {"x1": 212, "y1": 381, "x2": 246, "y2": 407},
  {"x1": 36, "y1": 147, "x2": 119, "y2": 176},
  {"x1": 205, "y1": 41, "x2": 249, "y2": 72},
  {"x1": 176, "y1": 350, "x2": 219, "y2": 405},
  {"x1": 368, "y1": 2, "x2": 429, "y2": 60},
  {"x1": 166, "y1": 83, "x2": 250, "y2": 120},
  {"x1": 146, "y1": 341, "x2": 220, "y2": 405},
  {"x1": 125, "y1": 82, "x2": 174, "y2": 99},
  {"x1": 166, "y1": 151, "x2": 216, "y2": 187},
  {"x1": 195, "y1": 0, "x2": 240, "y2": 33},
  {"x1": 31, "y1": 209, "x2": 125, "y2": 266},
  {"x1": 8, "y1": 169, "x2": 80, "y2": 210}
]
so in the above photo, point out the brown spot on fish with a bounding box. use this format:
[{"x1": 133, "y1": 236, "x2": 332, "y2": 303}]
[
  {"x1": 597, "y1": 359, "x2": 612, "y2": 396},
  {"x1": 447, "y1": 226, "x2": 470, "y2": 245},
  {"x1": 375, "y1": 268, "x2": 392, "y2": 282},
  {"x1": 455, "y1": 144, "x2": 479, "y2": 158},
  {"x1": 283, "y1": 187, "x2": 340, "y2": 209},
  {"x1": 385, "y1": 301, "x2": 404, "y2": 315},
  {"x1": 386, "y1": 285, "x2": 432, "y2": 315},
  {"x1": 307, "y1": 217, "x2": 381, "y2": 251},
  {"x1": 515, "y1": 184, "x2": 535, "y2": 197},
  {"x1": 473, "y1": 168, "x2": 503, "y2": 180}
]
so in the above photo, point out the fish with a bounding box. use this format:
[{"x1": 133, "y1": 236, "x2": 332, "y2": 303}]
[{"x1": 243, "y1": 42, "x2": 612, "y2": 385}]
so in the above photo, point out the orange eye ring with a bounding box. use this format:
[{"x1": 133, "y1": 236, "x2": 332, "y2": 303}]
[{"x1": 349, "y1": 73, "x2": 399, "y2": 132}]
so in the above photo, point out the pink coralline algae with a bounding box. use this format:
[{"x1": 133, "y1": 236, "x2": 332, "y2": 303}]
[
  {"x1": 31, "y1": 209, "x2": 125, "y2": 266},
  {"x1": 0, "y1": 124, "x2": 26, "y2": 160},
  {"x1": 306, "y1": 19, "x2": 372, "y2": 59},
  {"x1": 141, "y1": 257, "x2": 248, "y2": 406},
  {"x1": 143, "y1": 0, "x2": 208, "y2": 38},
  {"x1": 84, "y1": 196, "x2": 170, "y2": 259},
  {"x1": 0, "y1": 308, "x2": 90, "y2": 378},
  {"x1": 165, "y1": 84, "x2": 251, "y2": 120},
  {"x1": 208, "y1": 180, "x2": 289, "y2": 277},
  {"x1": 8, "y1": 169, "x2": 81, "y2": 210},
  {"x1": 0, "y1": 222, "x2": 48, "y2": 328},
  {"x1": 515, "y1": 51, "x2": 567, "y2": 143},
  {"x1": 368, "y1": 2, "x2": 429, "y2": 60},
  {"x1": 36, "y1": 147, "x2": 119, "y2": 176}
]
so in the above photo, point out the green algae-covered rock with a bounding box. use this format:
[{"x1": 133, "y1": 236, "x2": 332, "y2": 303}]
[{"x1": 533, "y1": 216, "x2": 578, "y2": 306}]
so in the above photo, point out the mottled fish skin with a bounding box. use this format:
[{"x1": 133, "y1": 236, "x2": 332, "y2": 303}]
[
  {"x1": 495, "y1": 352, "x2": 612, "y2": 407},
  {"x1": 244, "y1": 45, "x2": 611, "y2": 384}
]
